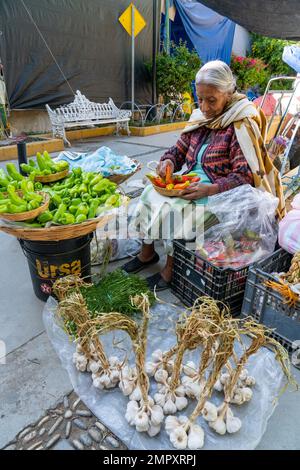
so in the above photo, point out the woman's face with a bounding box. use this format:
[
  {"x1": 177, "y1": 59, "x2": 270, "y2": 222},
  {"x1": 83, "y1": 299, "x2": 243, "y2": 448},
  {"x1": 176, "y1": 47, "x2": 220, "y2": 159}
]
[{"x1": 196, "y1": 84, "x2": 231, "y2": 119}]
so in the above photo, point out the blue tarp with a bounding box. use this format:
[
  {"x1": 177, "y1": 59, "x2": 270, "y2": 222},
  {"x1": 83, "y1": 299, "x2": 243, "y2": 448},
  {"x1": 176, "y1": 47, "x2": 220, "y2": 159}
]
[
  {"x1": 161, "y1": 1, "x2": 236, "y2": 64},
  {"x1": 173, "y1": 0, "x2": 236, "y2": 64}
]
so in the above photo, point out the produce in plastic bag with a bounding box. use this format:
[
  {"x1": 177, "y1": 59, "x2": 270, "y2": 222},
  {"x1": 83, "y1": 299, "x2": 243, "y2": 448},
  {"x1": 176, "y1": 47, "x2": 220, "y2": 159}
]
[{"x1": 196, "y1": 185, "x2": 279, "y2": 269}]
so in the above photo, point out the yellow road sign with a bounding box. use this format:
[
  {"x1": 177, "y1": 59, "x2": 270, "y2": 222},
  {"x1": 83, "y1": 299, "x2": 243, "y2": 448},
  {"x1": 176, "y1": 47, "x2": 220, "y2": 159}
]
[{"x1": 119, "y1": 3, "x2": 146, "y2": 38}]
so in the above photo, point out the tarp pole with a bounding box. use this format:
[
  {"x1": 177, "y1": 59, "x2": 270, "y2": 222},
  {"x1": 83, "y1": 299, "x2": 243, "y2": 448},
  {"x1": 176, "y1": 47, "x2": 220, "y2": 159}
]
[{"x1": 165, "y1": 0, "x2": 170, "y2": 54}]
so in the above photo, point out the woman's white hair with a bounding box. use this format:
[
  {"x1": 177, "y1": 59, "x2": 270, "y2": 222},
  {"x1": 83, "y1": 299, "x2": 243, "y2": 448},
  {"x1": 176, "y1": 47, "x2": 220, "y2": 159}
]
[{"x1": 195, "y1": 60, "x2": 236, "y2": 93}]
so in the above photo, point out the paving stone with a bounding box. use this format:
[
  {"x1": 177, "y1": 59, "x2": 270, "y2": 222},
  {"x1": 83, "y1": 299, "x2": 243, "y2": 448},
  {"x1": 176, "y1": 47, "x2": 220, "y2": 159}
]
[
  {"x1": 88, "y1": 428, "x2": 102, "y2": 443},
  {"x1": 72, "y1": 439, "x2": 84, "y2": 450},
  {"x1": 48, "y1": 417, "x2": 64, "y2": 436},
  {"x1": 105, "y1": 435, "x2": 120, "y2": 448},
  {"x1": 53, "y1": 439, "x2": 74, "y2": 451},
  {"x1": 64, "y1": 410, "x2": 72, "y2": 419},
  {"x1": 76, "y1": 410, "x2": 92, "y2": 418},
  {"x1": 23, "y1": 430, "x2": 37, "y2": 443},
  {"x1": 65, "y1": 421, "x2": 72, "y2": 439},
  {"x1": 95, "y1": 422, "x2": 106, "y2": 433},
  {"x1": 39, "y1": 428, "x2": 46, "y2": 437},
  {"x1": 73, "y1": 419, "x2": 88, "y2": 430},
  {"x1": 79, "y1": 433, "x2": 92, "y2": 447},
  {"x1": 28, "y1": 441, "x2": 43, "y2": 451},
  {"x1": 45, "y1": 434, "x2": 61, "y2": 449},
  {"x1": 18, "y1": 427, "x2": 32, "y2": 439}
]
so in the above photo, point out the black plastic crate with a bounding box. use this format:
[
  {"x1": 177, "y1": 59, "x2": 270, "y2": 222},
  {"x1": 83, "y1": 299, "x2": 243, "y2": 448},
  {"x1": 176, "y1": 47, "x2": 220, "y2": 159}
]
[
  {"x1": 171, "y1": 240, "x2": 250, "y2": 316},
  {"x1": 242, "y1": 248, "x2": 300, "y2": 356}
]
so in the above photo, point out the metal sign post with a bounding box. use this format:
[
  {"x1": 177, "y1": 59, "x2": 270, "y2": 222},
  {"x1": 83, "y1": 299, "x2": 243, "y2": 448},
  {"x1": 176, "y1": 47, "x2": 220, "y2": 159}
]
[
  {"x1": 131, "y1": 5, "x2": 135, "y2": 115},
  {"x1": 119, "y1": 3, "x2": 146, "y2": 117}
]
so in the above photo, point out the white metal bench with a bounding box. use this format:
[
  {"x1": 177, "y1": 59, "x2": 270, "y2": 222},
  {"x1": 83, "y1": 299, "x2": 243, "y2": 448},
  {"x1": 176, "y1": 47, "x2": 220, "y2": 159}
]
[{"x1": 46, "y1": 90, "x2": 131, "y2": 146}]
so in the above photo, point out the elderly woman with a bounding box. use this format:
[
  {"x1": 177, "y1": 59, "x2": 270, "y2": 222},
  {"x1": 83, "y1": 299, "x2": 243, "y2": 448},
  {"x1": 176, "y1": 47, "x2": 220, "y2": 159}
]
[{"x1": 123, "y1": 60, "x2": 284, "y2": 290}]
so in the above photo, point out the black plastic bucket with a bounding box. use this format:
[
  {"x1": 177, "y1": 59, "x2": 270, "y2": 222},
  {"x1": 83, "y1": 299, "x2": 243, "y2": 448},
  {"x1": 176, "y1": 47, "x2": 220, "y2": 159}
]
[{"x1": 20, "y1": 234, "x2": 92, "y2": 301}]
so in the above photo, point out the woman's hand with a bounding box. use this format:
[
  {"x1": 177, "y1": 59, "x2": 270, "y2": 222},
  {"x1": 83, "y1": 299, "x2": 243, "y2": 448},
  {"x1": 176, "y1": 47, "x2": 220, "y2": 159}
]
[
  {"x1": 156, "y1": 159, "x2": 174, "y2": 179},
  {"x1": 180, "y1": 182, "x2": 219, "y2": 200}
]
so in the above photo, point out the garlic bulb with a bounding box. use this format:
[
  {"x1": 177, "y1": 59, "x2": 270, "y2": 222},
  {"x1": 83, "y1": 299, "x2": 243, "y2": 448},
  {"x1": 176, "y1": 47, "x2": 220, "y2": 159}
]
[
  {"x1": 183, "y1": 361, "x2": 197, "y2": 377},
  {"x1": 145, "y1": 361, "x2": 157, "y2": 376},
  {"x1": 154, "y1": 368, "x2": 168, "y2": 384},
  {"x1": 230, "y1": 388, "x2": 244, "y2": 405},
  {"x1": 149, "y1": 405, "x2": 164, "y2": 426},
  {"x1": 119, "y1": 379, "x2": 135, "y2": 396},
  {"x1": 147, "y1": 424, "x2": 161, "y2": 437},
  {"x1": 163, "y1": 398, "x2": 177, "y2": 415},
  {"x1": 125, "y1": 401, "x2": 139, "y2": 425},
  {"x1": 73, "y1": 352, "x2": 88, "y2": 372},
  {"x1": 165, "y1": 416, "x2": 180, "y2": 434},
  {"x1": 109, "y1": 356, "x2": 120, "y2": 367},
  {"x1": 152, "y1": 349, "x2": 163, "y2": 363},
  {"x1": 241, "y1": 387, "x2": 253, "y2": 402},
  {"x1": 175, "y1": 385, "x2": 186, "y2": 397},
  {"x1": 202, "y1": 401, "x2": 218, "y2": 422},
  {"x1": 209, "y1": 417, "x2": 226, "y2": 435},
  {"x1": 175, "y1": 396, "x2": 188, "y2": 411},
  {"x1": 239, "y1": 368, "x2": 248, "y2": 381},
  {"x1": 220, "y1": 373, "x2": 230, "y2": 386},
  {"x1": 226, "y1": 408, "x2": 242, "y2": 434},
  {"x1": 130, "y1": 386, "x2": 142, "y2": 402},
  {"x1": 154, "y1": 392, "x2": 166, "y2": 407},
  {"x1": 213, "y1": 379, "x2": 223, "y2": 392},
  {"x1": 187, "y1": 424, "x2": 205, "y2": 450},
  {"x1": 245, "y1": 376, "x2": 256, "y2": 387},
  {"x1": 135, "y1": 411, "x2": 150, "y2": 432},
  {"x1": 170, "y1": 427, "x2": 188, "y2": 450},
  {"x1": 89, "y1": 360, "x2": 101, "y2": 374}
]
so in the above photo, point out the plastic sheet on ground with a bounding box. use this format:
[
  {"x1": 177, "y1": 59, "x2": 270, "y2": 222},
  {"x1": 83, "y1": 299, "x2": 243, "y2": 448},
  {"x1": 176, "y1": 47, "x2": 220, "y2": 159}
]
[{"x1": 43, "y1": 297, "x2": 284, "y2": 450}]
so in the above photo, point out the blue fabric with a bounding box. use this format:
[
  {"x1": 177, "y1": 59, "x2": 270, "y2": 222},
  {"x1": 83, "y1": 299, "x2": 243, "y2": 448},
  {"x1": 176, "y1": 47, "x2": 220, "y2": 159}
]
[
  {"x1": 191, "y1": 143, "x2": 210, "y2": 205},
  {"x1": 174, "y1": 0, "x2": 236, "y2": 64}
]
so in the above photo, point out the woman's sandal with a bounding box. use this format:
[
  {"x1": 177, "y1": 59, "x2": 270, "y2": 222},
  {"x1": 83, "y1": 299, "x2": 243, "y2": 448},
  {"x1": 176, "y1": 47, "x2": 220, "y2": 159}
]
[
  {"x1": 121, "y1": 252, "x2": 160, "y2": 274},
  {"x1": 146, "y1": 272, "x2": 171, "y2": 291}
]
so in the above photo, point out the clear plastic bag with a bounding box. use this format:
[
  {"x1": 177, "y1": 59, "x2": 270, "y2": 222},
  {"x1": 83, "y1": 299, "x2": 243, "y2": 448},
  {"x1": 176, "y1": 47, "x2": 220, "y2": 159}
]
[
  {"x1": 43, "y1": 297, "x2": 284, "y2": 450},
  {"x1": 197, "y1": 185, "x2": 279, "y2": 269},
  {"x1": 279, "y1": 193, "x2": 300, "y2": 254},
  {"x1": 282, "y1": 45, "x2": 300, "y2": 73}
]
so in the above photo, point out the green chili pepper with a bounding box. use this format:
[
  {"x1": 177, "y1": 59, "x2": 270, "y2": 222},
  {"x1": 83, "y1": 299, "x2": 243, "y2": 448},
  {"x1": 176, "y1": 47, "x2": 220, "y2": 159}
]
[
  {"x1": 51, "y1": 193, "x2": 62, "y2": 207},
  {"x1": 53, "y1": 203, "x2": 67, "y2": 223},
  {"x1": 89, "y1": 175, "x2": 103, "y2": 187},
  {"x1": 37, "y1": 210, "x2": 53, "y2": 224},
  {"x1": 34, "y1": 182, "x2": 43, "y2": 191},
  {"x1": 6, "y1": 163, "x2": 23, "y2": 182},
  {"x1": 27, "y1": 200, "x2": 40, "y2": 210},
  {"x1": 36, "y1": 153, "x2": 47, "y2": 172},
  {"x1": 59, "y1": 212, "x2": 75, "y2": 225},
  {"x1": 68, "y1": 205, "x2": 78, "y2": 215},
  {"x1": 82, "y1": 193, "x2": 91, "y2": 203},
  {"x1": 0, "y1": 205, "x2": 8, "y2": 213},
  {"x1": 8, "y1": 203, "x2": 28, "y2": 213},
  {"x1": 29, "y1": 159, "x2": 36, "y2": 167},
  {"x1": 6, "y1": 185, "x2": 24, "y2": 206},
  {"x1": 75, "y1": 214, "x2": 87, "y2": 224},
  {"x1": 20, "y1": 163, "x2": 35, "y2": 174},
  {"x1": 72, "y1": 167, "x2": 82, "y2": 177},
  {"x1": 75, "y1": 203, "x2": 89, "y2": 218},
  {"x1": 88, "y1": 199, "x2": 100, "y2": 219},
  {"x1": 71, "y1": 198, "x2": 82, "y2": 206},
  {"x1": 78, "y1": 183, "x2": 88, "y2": 194}
]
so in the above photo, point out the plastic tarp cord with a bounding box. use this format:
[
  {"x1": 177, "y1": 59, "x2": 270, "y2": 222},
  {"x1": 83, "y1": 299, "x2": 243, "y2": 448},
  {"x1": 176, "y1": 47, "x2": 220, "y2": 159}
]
[
  {"x1": 197, "y1": 0, "x2": 300, "y2": 40},
  {"x1": 44, "y1": 297, "x2": 285, "y2": 450},
  {"x1": 0, "y1": 0, "x2": 154, "y2": 109},
  {"x1": 174, "y1": 0, "x2": 236, "y2": 64}
]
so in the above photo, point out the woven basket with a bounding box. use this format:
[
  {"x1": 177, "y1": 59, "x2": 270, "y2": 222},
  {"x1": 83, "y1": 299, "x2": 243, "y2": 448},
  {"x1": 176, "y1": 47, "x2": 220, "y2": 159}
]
[
  {"x1": 34, "y1": 169, "x2": 69, "y2": 183},
  {"x1": 106, "y1": 160, "x2": 141, "y2": 185},
  {"x1": 0, "y1": 213, "x2": 114, "y2": 241},
  {"x1": 0, "y1": 191, "x2": 50, "y2": 222}
]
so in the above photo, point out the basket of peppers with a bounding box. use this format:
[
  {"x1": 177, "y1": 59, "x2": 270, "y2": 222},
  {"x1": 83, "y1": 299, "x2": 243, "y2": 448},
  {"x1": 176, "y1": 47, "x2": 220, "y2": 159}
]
[
  {"x1": 20, "y1": 151, "x2": 69, "y2": 183},
  {"x1": 146, "y1": 164, "x2": 200, "y2": 197},
  {"x1": 0, "y1": 180, "x2": 49, "y2": 222}
]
